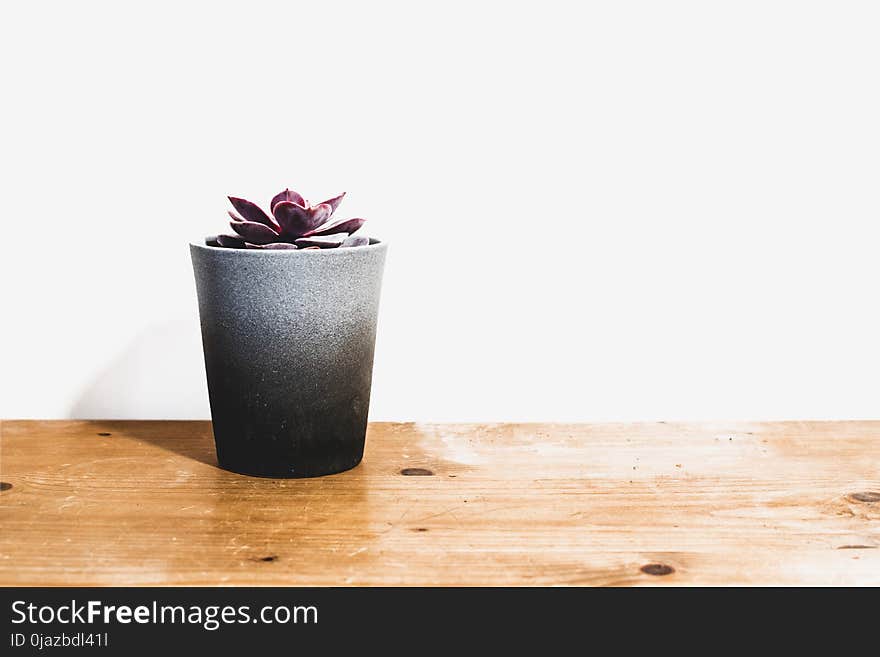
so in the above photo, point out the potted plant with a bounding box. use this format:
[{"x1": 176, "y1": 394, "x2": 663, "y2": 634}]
[{"x1": 190, "y1": 187, "x2": 387, "y2": 478}]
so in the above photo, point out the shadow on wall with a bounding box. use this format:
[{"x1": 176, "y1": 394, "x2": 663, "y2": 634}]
[{"x1": 69, "y1": 319, "x2": 210, "y2": 420}]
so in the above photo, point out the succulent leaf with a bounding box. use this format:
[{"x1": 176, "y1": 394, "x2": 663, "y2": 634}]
[
  {"x1": 317, "y1": 192, "x2": 346, "y2": 215},
  {"x1": 309, "y1": 203, "x2": 332, "y2": 226},
  {"x1": 272, "y1": 201, "x2": 322, "y2": 237},
  {"x1": 341, "y1": 235, "x2": 370, "y2": 248},
  {"x1": 246, "y1": 242, "x2": 299, "y2": 250},
  {"x1": 216, "y1": 234, "x2": 246, "y2": 248},
  {"x1": 270, "y1": 188, "x2": 306, "y2": 211},
  {"x1": 228, "y1": 196, "x2": 279, "y2": 230},
  {"x1": 294, "y1": 233, "x2": 349, "y2": 248},
  {"x1": 230, "y1": 220, "x2": 281, "y2": 244},
  {"x1": 303, "y1": 216, "x2": 366, "y2": 237}
]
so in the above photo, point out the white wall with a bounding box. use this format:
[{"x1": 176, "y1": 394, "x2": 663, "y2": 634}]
[{"x1": 2, "y1": 1, "x2": 879, "y2": 422}]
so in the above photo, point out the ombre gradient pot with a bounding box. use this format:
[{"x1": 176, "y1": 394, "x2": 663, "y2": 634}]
[{"x1": 190, "y1": 239, "x2": 387, "y2": 478}]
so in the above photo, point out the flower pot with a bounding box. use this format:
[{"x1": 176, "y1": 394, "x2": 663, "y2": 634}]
[{"x1": 190, "y1": 239, "x2": 387, "y2": 478}]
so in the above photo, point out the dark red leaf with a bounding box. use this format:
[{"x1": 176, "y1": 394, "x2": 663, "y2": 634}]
[
  {"x1": 228, "y1": 196, "x2": 279, "y2": 230},
  {"x1": 273, "y1": 201, "x2": 323, "y2": 237},
  {"x1": 294, "y1": 233, "x2": 348, "y2": 248},
  {"x1": 303, "y1": 216, "x2": 366, "y2": 237},
  {"x1": 246, "y1": 242, "x2": 299, "y2": 250},
  {"x1": 217, "y1": 234, "x2": 246, "y2": 248},
  {"x1": 341, "y1": 235, "x2": 370, "y2": 248},
  {"x1": 230, "y1": 220, "x2": 281, "y2": 244},
  {"x1": 270, "y1": 188, "x2": 306, "y2": 212},
  {"x1": 316, "y1": 192, "x2": 346, "y2": 215},
  {"x1": 309, "y1": 203, "x2": 332, "y2": 227}
]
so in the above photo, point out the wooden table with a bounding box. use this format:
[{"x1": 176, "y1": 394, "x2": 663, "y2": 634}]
[{"x1": 1, "y1": 420, "x2": 878, "y2": 586}]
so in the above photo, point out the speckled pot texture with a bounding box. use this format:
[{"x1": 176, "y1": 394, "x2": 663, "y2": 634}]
[{"x1": 190, "y1": 239, "x2": 387, "y2": 478}]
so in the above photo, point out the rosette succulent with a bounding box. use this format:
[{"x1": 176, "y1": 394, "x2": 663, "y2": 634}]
[{"x1": 209, "y1": 188, "x2": 369, "y2": 250}]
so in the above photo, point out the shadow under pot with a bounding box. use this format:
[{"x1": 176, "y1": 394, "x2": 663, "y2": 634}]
[{"x1": 190, "y1": 239, "x2": 387, "y2": 478}]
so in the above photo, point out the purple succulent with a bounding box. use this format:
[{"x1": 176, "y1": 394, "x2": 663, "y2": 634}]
[{"x1": 212, "y1": 188, "x2": 368, "y2": 250}]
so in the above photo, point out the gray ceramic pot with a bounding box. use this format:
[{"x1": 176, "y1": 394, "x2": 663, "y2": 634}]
[{"x1": 190, "y1": 239, "x2": 387, "y2": 478}]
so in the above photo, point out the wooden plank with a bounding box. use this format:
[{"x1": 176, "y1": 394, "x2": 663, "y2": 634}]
[{"x1": 0, "y1": 420, "x2": 878, "y2": 586}]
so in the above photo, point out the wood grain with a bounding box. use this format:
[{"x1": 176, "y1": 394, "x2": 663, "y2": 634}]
[{"x1": 1, "y1": 420, "x2": 878, "y2": 586}]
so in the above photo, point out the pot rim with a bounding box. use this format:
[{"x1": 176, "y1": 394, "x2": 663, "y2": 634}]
[{"x1": 190, "y1": 237, "x2": 386, "y2": 255}]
